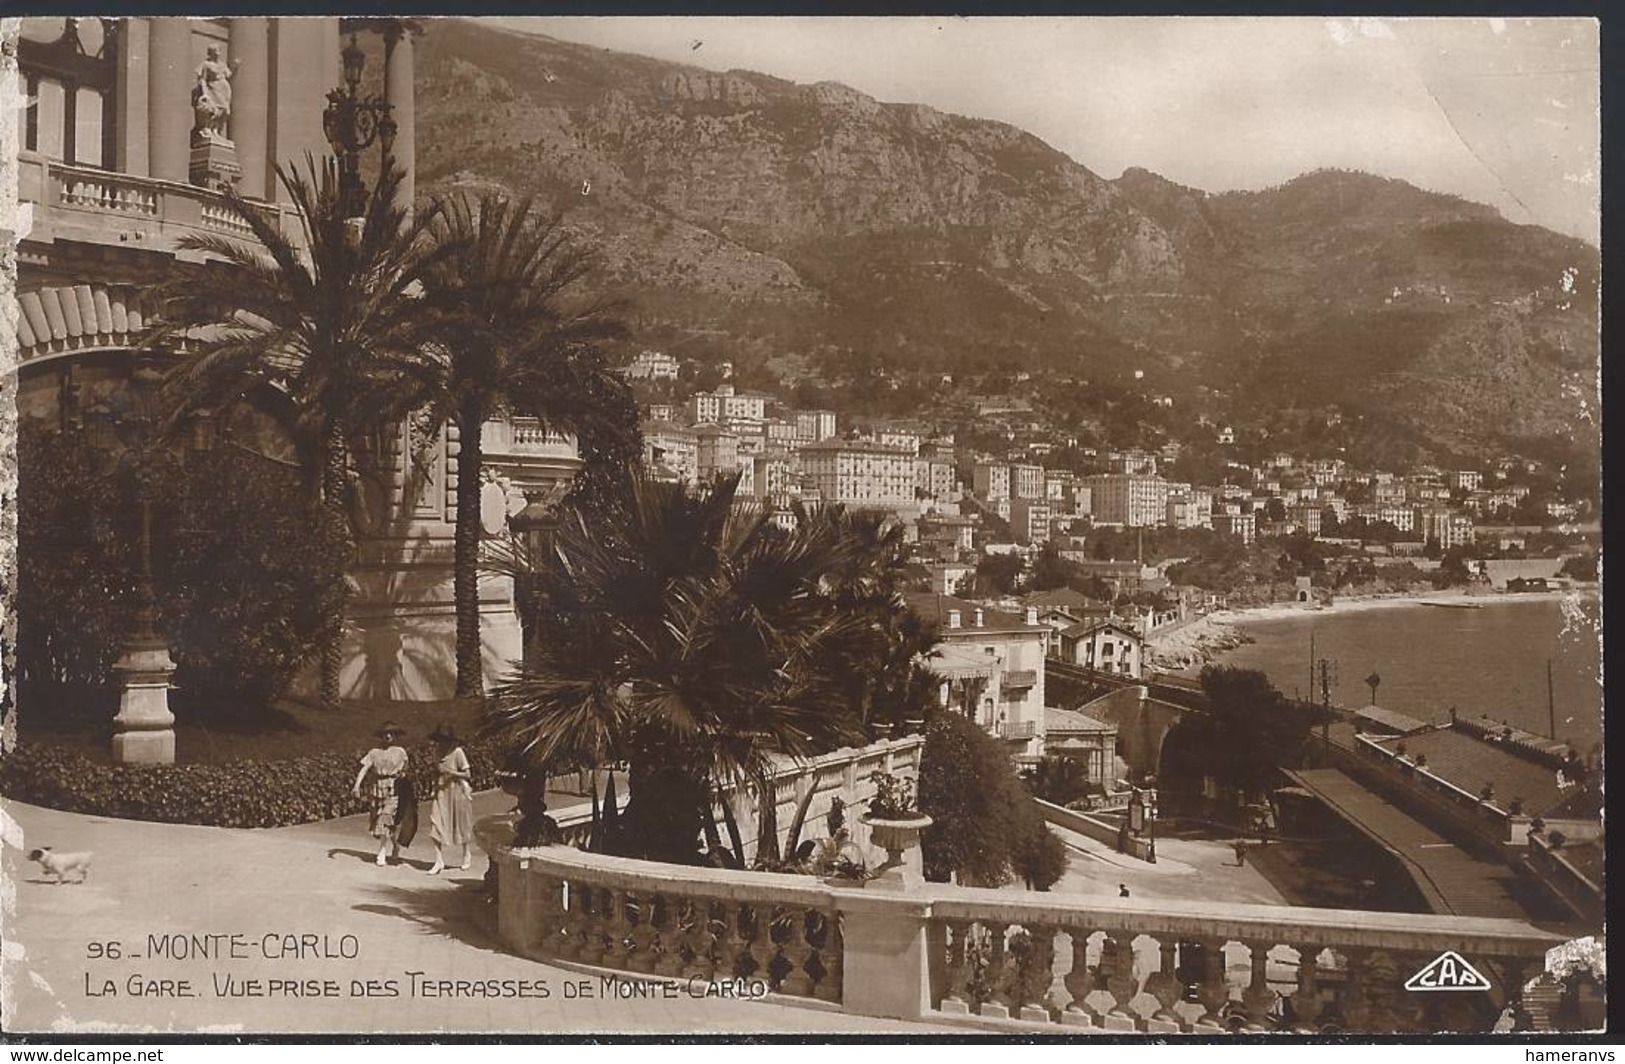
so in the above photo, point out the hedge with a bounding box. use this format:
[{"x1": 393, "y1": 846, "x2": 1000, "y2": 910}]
[{"x1": 0, "y1": 739, "x2": 509, "y2": 829}]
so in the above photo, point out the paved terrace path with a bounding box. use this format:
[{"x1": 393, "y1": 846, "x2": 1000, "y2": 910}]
[
  {"x1": 0, "y1": 798, "x2": 943, "y2": 1035},
  {"x1": 1043, "y1": 826, "x2": 1290, "y2": 907},
  {"x1": 1284, "y1": 768, "x2": 1529, "y2": 921}
]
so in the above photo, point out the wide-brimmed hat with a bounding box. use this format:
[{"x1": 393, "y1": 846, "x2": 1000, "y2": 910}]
[
  {"x1": 427, "y1": 723, "x2": 462, "y2": 746},
  {"x1": 376, "y1": 720, "x2": 406, "y2": 740}
]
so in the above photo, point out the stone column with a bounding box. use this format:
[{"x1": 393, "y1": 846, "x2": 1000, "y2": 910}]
[
  {"x1": 147, "y1": 18, "x2": 193, "y2": 183},
  {"x1": 115, "y1": 18, "x2": 151, "y2": 175},
  {"x1": 382, "y1": 21, "x2": 415, "y2": 216},
  {"x1": 228, "y1": 17, "x2": 269, "y2": 199}
]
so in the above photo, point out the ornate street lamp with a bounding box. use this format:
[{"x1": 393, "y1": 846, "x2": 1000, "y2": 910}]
[
  {"x1": 321, "y1": 33, "x2": 397, "y2": 219},
  {"x1": 86, "y1": 358, "x2": 179, "y2": 764}
]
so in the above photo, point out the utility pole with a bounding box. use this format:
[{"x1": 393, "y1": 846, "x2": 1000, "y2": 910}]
[
  {"x1": 1547, "y1": 659, "x2": 1557, "y2": 740},
  {"x1": 1309, "y1": 631, "x2": 1316, "y2": 705},
  {"x1": 1319, "y1": 657, "x2": 1334, "y2": 754}
]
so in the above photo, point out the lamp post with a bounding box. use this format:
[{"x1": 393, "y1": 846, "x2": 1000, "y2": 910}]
[
  {"x1": 98, "y1": 359, "x2": 179, "y2": 764},
  {"x1": 321, "y1": 32, "x2": 397, "y2": 219},
  {"x1": 508, "y1": 482, "x2": 571, "y2": 667}
]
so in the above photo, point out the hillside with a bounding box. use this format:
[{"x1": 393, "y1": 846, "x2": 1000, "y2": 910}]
[{"x1": 413, "y1": 19, "x2": 1599, "y2": 459}]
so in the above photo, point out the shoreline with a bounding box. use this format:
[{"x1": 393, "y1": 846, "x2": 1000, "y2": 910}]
[
  {"x1": 1146, "y1": 587, "x2": 1592, "y2": 672},
  {"x1": 1207, "y1": 586, "x2": 1586, "y2": 626}
]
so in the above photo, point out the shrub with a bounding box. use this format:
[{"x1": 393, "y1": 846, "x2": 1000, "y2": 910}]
[
  {"x1": 0, "y1": 738, "x2": 507, "y2": 829},
  {"x1": 919, "y1": 711, "x2": 1059, "y2": 888},
  {"x1": 1011, "y1": 817, "x2": 1069, "y2": 892},
  {"x1": 16, "y1": 424, "x2": 349, "y2": 710}
]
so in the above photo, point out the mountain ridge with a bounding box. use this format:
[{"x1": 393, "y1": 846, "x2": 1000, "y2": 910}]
[{"x1": 413, "y1": 19, "x2": 1598, "y2": 460}]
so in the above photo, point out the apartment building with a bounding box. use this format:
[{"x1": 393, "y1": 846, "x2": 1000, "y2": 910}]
[{"x1": 800, "y1": 439, "x2": 915, "y2": 508}]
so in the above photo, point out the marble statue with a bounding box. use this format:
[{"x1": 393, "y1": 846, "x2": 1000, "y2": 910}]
[{"x1": 192, "y1": 45, "x2": 234, "y2": 140}]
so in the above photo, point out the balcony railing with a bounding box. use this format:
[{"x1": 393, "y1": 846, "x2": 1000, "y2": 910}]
[
  {"x1": 997, "y1": 720, "x2": 1037, "y2": 741},
  {"x1": 479, "y1": 817, "x2": 1571, "y2": 1033},
  {"x1": 1002, "y1": 669, "x2": 1038, "y2": 690},
  {"x1": 18, "y1": 153, "x2": 301, "y2": 258}
]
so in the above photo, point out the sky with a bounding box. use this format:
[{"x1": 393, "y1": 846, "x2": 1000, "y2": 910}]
[{"x1": 491, "y1": 16, "x2": 1599, "y2": 244}]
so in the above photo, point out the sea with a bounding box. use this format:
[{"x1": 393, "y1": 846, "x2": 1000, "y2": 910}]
[{"x1": 1187, "y1": 594, "x2": 1603, "y2": 754}]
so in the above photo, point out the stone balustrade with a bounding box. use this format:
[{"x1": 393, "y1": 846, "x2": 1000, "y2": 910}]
[
  {"x1": 478, "y1": 812, "x2": 1567, "y2": 1034},
  {"x1": 1351, "y1": 734, "x2": 1516, "y2": 851},
  {"x1": 18, "y1": 152, "x2": 302, "y2": 265},
  {"x1": 540, "y1": 737, "x2": 926, "y2": 864}
]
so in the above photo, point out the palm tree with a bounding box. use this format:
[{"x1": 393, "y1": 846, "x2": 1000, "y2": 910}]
[
  {"x1": 485, "y1": 468, "x2": 875, "y2": 864},
  {"x1": 417, "y1": 192, "x2": 631, "y2": 698},
  {"x1": 146, "y1": 157, "x2": 451, "y2": 706},
  {"x1": 790, "y1": 503, "x2": 940, "y2": 734}
]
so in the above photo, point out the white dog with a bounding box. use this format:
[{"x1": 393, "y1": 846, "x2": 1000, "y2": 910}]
[{"x1": 28, "y1": 847, "x2": 92, "y2": 884}]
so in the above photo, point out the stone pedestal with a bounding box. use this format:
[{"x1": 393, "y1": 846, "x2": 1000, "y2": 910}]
[
  {"x1": 831, "y1": 890, "x2": 933, "y2": 1020},
  {"x1": 860, "y1": 813, "x2": 932, "y2": 890},
  {"x1": 110, "y1": 636, "x2": 177, "y2": 765},
  {"x1": 190, "y1": 134, "x2": 241, "y2": 191}
]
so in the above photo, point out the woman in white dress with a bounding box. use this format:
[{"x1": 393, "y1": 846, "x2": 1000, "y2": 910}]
[{"x1": 426, "y1": 724, "x2": 475, "y2": 875}]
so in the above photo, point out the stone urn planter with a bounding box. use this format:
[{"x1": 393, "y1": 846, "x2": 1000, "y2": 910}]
[{"x1": 859, "y1": 812, "x2": 933, "y2": 890}]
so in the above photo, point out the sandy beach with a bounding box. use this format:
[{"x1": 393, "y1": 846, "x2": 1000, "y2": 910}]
[
  {"x1": 1146, "y1": 587, "x2": 1590, "y2": 671},
  {"x1": 1207, "y1": 587, "x2": 1583, "y2": 626}
]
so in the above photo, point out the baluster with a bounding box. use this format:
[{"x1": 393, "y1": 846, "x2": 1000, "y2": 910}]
[
  {"x1": 745, "y1": 905, "x2": 776, "y2": 984},
  {"x1": 1059, "y1": 930, "x2": 1096, "y2": 1027},
  {"x1": 1101, "y1": 932, "x2": 1140, "y2": 1031},
  {"x1": 1190, "y1": 937, "x2": 1234, "y2": 1032},
  {"x1": 1241, "y1": 940, "x2": 1279, "y2": 1031},
  {"x1": 1336, "y1": 947, "x2": 1375, "y2": 1031},
  {"x1": 605, "y1": 889, "x2": 635, "y2": 969},
  {"x1": 575, "y1": 885, "x2": 607, "y2": 964},
  {"x1": 654, "y1": 895, "x2": 689, "y2": 978},
  {"x1": 978, "y1": 922, "x2": 1014, "y2": 1020},
  {"x1": 549, "y1": 879, "x2": 580, "y2": 959},
  {"x1": 1018, "y1": 924, "x2": 1060, "y2": 1023},
  {"x1": 1143, "y1": 937, "x2": 1186, "y2": 1033},
  {"x1": 1386, "y1": 952, "x2": 1432, "y2": 1032},
  {"x1": 778, "y1": 908, "x2": 817, "y2": 997},
  {"x1": 537, "y1": 874, "x2": 570, "y2": 959},
  {"x1": 816, "y1": 908, "x2": 843, "y2": 1003},
  {"x1": 684, "y1": 900, "x2": 719, "y2": 983},
  {"x1": 1315, "y1": 948, "x2": 1352, "y2": 1032},
  {"x1": 939, "y1": 919, "x2": 975, "y2": 1016},
  {"x1": 624, "y1": 892, "x2": 658, "y2": 973},
  {"x1": 1288, "y1": 945, "x2": 1326, "y2": 1032},
  {"x1": 717, "y1": 902, "x2": 750, "y2": 980}
]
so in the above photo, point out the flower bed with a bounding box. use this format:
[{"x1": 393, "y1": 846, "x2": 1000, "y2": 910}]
[{"x1": 0, "y1": 738, "x2": 507, "y2": 828}]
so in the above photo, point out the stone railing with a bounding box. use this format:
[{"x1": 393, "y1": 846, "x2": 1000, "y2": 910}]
[
  {"x1": 540, "y1": 737, "x2": 926, "y2": 865},
  {"x1": 1350, "y1": 734, "x2": 1515, "y2": 853},
  {"x1": 477, "y1": 819, "x2": 1568, "y2": 1033},
  {"x1": 1038, "y1": 799, "x2": 1154, "y2": 863},
  {"x1": 1521, "y1": 833, "x2": 1604, "y2": 924},
  {"x1": 18, "y1": 153, "x2": 302, "y2": 259}
]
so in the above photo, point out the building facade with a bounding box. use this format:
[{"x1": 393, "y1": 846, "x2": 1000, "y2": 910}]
[
  {"x1": 906, "y1": 594, "x2": 1051, "y2": 761},
  {"x1": 799, "y1": 439, "x2": 915, "y2": 508},
  {"x1": 1084, "y1": 473, "x2": 1169, "y2": 527},
  {"x1": 13, "y1": 17, "x2": 574, "y2": 701}
]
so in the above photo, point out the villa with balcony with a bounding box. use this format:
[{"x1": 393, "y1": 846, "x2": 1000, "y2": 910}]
[{"x1": 904, "y1": 593, "x2": 1052, "y2": 761}]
